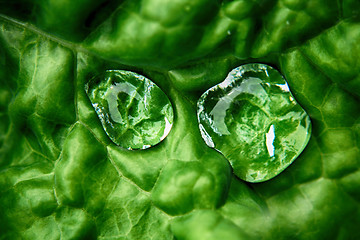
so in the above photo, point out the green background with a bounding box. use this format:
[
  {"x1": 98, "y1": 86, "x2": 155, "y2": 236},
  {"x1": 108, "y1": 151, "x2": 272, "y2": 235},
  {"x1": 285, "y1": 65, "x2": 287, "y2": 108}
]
[{"x1": 0, "y1": 0, "x2": 359, "y2": 239}]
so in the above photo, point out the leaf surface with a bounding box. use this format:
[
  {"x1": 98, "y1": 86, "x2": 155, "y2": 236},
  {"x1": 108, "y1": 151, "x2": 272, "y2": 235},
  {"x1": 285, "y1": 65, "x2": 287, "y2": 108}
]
[{"x1": 0, "y1": 0, "x2": 359, "y2": 239}]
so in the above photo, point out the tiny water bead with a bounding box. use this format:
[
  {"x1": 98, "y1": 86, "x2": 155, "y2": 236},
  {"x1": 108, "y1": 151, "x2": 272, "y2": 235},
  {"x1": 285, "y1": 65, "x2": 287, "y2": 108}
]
[
  {"x1": 197, "y1": 64, "x2": 311, "y2": 182},
  {"x1": 85, "y1": 70, "x2": 174, "y2": 150}
]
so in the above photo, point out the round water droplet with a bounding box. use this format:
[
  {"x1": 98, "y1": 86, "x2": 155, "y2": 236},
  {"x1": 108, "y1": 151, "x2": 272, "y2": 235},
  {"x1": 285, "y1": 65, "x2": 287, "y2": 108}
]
[
  {"x1": 197, "y1": 63, "x2": 311, "y2": 182},
  {"x1": 85, "y1": 70, "x2": 174, "y2": 150}
]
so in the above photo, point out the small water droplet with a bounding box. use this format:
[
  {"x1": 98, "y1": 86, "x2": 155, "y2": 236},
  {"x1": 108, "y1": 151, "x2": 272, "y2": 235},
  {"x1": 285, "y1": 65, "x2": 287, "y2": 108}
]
[
  {"x1": 86, "y1": 70, "x2": 174, "y2": 150},
  {"x1": 197, "y1": 63, "x2": 311, "y2": 182}
]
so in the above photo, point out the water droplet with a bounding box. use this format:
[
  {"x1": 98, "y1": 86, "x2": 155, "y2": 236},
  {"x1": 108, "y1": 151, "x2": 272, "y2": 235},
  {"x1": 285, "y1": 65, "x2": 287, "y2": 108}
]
[
  {"x1": 86, "y1": 70, "x2": 174, "y2": 150},
  {"x1": 197, "y1": 63, "x2": 311, "y2": 182}
]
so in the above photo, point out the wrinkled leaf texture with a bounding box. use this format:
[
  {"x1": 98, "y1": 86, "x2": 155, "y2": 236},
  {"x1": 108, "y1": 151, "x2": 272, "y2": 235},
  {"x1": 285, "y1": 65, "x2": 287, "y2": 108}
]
[{"x1": 0, "y1": 0, "x2": 360, "y2": 239}]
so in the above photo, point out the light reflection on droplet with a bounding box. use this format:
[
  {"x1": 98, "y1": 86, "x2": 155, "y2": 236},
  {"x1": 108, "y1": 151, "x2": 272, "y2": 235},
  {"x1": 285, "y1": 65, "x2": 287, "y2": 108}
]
[{"x1": 265, "y1": 124, "x2": 275, "y2": 157}]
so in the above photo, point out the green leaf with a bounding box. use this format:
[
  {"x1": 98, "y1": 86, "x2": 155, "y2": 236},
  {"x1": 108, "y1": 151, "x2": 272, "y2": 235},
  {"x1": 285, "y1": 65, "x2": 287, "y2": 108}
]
[{"x1": 0, "y1": 1, "x2": 359, "y2": 239}]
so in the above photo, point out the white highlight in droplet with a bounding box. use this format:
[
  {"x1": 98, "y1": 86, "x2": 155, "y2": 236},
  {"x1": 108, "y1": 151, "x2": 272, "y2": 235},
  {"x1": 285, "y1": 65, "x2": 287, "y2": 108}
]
[
  {"x1": 105, "y1": 82, "x2": 141, "y2": 123},
  {"x1": 266, "y1": 124, "x2": 275, "y2": 157},
  {"x1": 199, "y1": 124, "x2": 215, "y2": 148},
  {"x1": 161, "y1": 117, "x2": 173, "y2": 141},
  {"x1": 276, "y1": 83, "x2": 290, "y2": 92}
]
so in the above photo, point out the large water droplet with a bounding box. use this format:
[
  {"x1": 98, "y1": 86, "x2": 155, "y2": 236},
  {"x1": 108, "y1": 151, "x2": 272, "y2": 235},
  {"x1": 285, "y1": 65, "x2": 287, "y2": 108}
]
[
  {"x1": 86, "y1": 70, "x2": 173, "y2": 150},
  {"x1": 197, "y1": 63, "x2": 311, "y2": 182}
]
